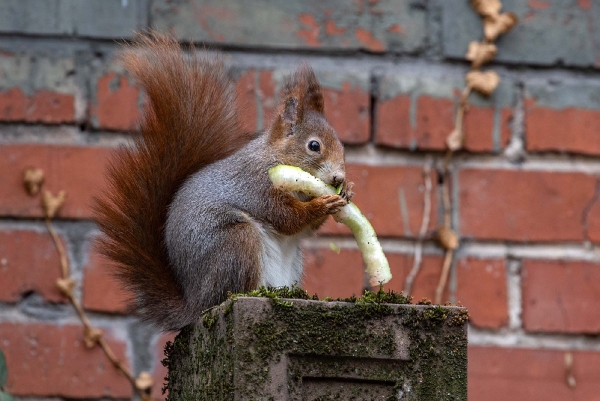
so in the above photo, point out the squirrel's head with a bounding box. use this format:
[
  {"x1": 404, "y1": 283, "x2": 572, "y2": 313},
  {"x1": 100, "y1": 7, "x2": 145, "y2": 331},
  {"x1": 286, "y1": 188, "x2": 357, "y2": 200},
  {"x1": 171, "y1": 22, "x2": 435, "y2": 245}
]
[{"x1": 268, "y1": 65, "x2": 346, "y2": 188}]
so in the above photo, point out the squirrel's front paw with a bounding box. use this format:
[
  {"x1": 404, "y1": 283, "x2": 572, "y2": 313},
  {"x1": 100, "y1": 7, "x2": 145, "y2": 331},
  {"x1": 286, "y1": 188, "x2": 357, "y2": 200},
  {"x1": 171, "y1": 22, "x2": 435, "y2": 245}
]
[
  {"x1": 340, "y1": 181, "x2": 355, "y2": 201},
  {"x1": 314, "y1": 194, "x2": 348, "y2": 215}
]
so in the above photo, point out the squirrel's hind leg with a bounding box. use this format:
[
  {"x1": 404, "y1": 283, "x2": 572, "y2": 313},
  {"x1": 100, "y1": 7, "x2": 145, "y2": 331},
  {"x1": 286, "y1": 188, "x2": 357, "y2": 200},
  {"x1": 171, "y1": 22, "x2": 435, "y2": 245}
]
[{"x1": 189, "y1": 217, "x2": 263, "y2": 313}]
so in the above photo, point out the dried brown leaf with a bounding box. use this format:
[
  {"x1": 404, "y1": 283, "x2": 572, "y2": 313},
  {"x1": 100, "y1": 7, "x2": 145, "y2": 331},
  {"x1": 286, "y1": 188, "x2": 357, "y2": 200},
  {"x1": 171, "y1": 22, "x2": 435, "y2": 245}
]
[
  {"x1": 466, "y1": 70, "x2": 500, "y2": 96},
  {"x1": 466, "y1": 41, "x2": 497, "y2": 68},
  {"x1": 484, "y1": 12, "x2": 518, "y2": 41},
  {"x1": 56, "y1": 277, "x2": 75, "y2": 297},
  {"x1": 136, "y1": 371, "x2": 154, "y2": 391},
  {"x1": 23, "y1": 168, "x2": 44, "y2": 196},
  {"x1": 438, "y1": 226, "x2": 459, "y2": 250},
  {"x1": 42, "y1": 190, "x2": 67, "y2": 219},
  {"x1": 470, "y1": 0, "x2": 501, "y2": 17},
  {"x1": 84, "y1": 326, "x2": 103, "y2": 348},
  {"x1": 446, "y1": 128, "x2": 463, "y2": 152}
]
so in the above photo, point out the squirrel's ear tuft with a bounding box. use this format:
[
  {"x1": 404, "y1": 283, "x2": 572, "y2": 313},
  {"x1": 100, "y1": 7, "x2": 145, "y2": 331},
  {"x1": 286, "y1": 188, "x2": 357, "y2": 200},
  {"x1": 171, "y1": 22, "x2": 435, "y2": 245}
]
[
  {"x1": 270, "y1": 64, "x2": 324, "y2": 140},
  {"x1": 298, "y1": 64, "x2": 324, "y2": 115}
]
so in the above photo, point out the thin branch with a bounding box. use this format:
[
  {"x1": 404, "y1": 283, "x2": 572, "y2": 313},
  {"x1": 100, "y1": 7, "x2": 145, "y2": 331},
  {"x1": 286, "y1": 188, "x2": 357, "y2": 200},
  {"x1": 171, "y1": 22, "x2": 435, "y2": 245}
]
[
  {"x1": 404, "y1": 161, "x2": 433, "y2": 295},
  {"x1": 45, "y1": 218, "x2": 69, "y2": 278},
  {"x1": 442, "y1": 175, "x2": 452, "y2": 229},
  {"x1": 37, "y1": 186, "x2": 154, "y2": 400},
  {"x1": 435, "y1": 249, "x2": 454, "y2": 305}
]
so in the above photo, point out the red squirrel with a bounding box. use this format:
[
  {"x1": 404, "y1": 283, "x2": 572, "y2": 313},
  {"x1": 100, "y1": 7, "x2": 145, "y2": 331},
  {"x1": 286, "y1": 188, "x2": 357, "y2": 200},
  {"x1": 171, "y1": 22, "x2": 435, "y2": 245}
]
[{"x1": 94, "y1": 34, "x2": 353, "y2": 331}]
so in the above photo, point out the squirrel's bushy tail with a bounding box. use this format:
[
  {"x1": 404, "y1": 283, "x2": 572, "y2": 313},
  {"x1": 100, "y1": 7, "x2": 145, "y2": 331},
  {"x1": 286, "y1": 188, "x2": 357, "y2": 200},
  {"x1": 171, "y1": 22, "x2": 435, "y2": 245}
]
[{"x1": 93, "y1": 33, "x2": 249, "y2": 331}]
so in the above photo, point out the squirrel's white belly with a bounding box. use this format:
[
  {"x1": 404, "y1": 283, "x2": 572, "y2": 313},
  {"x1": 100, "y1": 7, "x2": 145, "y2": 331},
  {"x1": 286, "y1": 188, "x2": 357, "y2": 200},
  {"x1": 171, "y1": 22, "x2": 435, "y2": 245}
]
[{"x1": 254, "y1": 223, "x2": 307, "y2": 288}]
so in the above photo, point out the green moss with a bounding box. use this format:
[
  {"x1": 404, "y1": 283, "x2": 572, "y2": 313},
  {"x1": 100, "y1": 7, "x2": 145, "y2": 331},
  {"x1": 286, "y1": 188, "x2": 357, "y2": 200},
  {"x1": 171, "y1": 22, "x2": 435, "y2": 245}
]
[{"x1": 165, "y1": 286, "x2": 468, "y2": 400}]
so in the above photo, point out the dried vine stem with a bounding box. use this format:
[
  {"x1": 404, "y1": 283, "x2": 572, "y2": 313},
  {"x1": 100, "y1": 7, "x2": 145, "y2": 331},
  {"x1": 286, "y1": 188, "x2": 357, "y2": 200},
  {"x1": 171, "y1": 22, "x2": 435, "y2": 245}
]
[
  {"x1": 434, "y1": 0, "x2": 517, "y2": 304},
  {"x1": 23, "y1": 170, "x2": 153, "y2": 401},
  {"x1": 435, "y1": 250, "x2": 454, "y2": 305},
  {"x1": 404, "y1": 161, "x2": 433, "y2": 295}
]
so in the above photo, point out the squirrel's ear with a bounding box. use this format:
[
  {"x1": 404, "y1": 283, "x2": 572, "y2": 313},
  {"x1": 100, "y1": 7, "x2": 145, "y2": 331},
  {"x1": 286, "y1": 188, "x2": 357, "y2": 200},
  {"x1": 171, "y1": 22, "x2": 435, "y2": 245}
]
[
  {"x1": 269, "y1": 65, "x2": 324, "y2": 140},
  {"x1": 282, "y1": 97, "x2": 299, "y2": 126},
  {"x1": 269, "y1": 96, "x2": 299, "y2": 140}
]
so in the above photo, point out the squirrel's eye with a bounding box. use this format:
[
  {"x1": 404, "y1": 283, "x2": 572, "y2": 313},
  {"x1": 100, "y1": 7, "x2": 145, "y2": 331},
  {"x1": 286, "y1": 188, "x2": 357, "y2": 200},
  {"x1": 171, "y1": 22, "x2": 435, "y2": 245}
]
[{"x1": 308, "y1": 140, "x2": 321, "y2": 153}]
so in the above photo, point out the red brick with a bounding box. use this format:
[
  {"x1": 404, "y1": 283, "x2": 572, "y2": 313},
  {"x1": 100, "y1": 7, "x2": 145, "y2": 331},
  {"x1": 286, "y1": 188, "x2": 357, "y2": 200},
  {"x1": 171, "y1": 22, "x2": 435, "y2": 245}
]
[
  {"x1": 90, "y1": 71, "x2": 141, "y2": 131},
  {"x1": 0, "y1": 323, "x2": 131, "y2": 398},
  {"x1": 414, "y1": 95, "x2": 455, "y2": 150},
  {"x1": 0, "y1": 144, "x2": 111, "y2": 219},
  {"x1": 0, "y1": 230, "x2": 67, "y2": 303},
  {"x1": 456, "y1": 258, "x2": 508, "y2": 329},
  {"x1": 302, "y1": 247, "x2": 364, "y2": 298},
  {"x1": 0, "y1": 88, "x2": 75, "y2": 124},
  {"x1": 234, "y1": 69, "x2": 277, "y2": 133},
  {"x1": 382, "y1": 253, "x2": 447, "y2": 303},
  {"x1": 322, "y1": 82, "x2": 370, "y2": 144},
  {"x1": 376, "y1": 94, "x2": 412, "y2": 147},
  {"x1": 82, "y1": 249, "x2": 129, "y2": 314},
  {"x1": 463, "y1": 106, "x2": 512, "y2": 152},
  {"x1": 320, "y1": 164, "x2": 438, "y2": 238},
  {"x1": 526, "y1": 98, "x2": 600, "y2": 156},
  {"x1": 469, "y1": 347, "x2": 600, "y2": 401},
  {"x1": 376, "y1": 94, "x2": 511, "y2": 152},
  {"x1": 152, "y1": 333, "x2": 176, "y2": 400},
  {"x1": 522, "y1": 259, "x2": 600, "y2": 333},
  {"x1": 459, "y1": 169, "x2": 596, "y2": 242}
]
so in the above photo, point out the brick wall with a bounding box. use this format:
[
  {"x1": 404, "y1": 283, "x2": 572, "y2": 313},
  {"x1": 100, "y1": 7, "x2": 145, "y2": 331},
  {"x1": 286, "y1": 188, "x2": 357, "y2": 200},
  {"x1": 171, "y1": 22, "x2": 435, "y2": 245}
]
[{"x1": 0, "y1": 1, "x2": 599, "y2": 400}]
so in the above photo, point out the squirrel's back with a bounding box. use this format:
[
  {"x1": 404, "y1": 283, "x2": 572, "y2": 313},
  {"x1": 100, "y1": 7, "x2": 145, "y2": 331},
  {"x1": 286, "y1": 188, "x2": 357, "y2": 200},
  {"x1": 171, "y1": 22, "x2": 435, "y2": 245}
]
[{"x1": 93, "y1": 34, "x2": 251, "y2": 331}]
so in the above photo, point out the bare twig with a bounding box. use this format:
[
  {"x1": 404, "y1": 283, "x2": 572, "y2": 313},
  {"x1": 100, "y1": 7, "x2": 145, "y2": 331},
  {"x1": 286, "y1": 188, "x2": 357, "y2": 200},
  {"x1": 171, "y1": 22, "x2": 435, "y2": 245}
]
[
  {"x1": 44, "y1": 218, "x2": 69, "y2": 278},
  {"x1": 435, "y1": 250, "x2": 454, "y2": 305},
  {"x1": 404, "y1": 161, "x2": 433, "y2": 295},
  {"x1": 25, "y1": 170, "x2": 154, "y2": 401}
]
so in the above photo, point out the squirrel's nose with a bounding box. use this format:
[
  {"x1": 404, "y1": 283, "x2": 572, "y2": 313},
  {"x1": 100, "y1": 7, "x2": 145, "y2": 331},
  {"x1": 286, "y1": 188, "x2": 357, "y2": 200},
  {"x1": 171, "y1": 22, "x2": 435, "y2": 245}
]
[{"x1": 332, "y1": 174, "x2": 345, "y2": 187}]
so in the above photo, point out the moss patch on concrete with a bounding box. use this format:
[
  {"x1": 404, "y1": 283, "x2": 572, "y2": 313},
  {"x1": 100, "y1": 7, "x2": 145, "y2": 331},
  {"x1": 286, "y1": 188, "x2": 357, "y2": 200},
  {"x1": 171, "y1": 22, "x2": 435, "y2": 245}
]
[{"x1": 164, "y1": 287, "x2": 468, "y2": 400}]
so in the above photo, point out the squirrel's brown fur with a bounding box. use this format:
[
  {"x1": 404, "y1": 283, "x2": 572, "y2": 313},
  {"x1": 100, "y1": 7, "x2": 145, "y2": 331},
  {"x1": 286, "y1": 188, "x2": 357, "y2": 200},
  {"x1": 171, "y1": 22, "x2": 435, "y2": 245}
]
[{"x1": 93, "y1": 34, "x2": 251, "y2": 325}]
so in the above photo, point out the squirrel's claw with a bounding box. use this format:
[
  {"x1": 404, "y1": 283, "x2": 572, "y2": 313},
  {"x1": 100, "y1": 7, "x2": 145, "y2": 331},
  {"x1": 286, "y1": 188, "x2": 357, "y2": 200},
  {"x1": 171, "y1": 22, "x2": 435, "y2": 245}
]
[{"x1": 340, "y1": 181, "x2": 355, "y2": 202}]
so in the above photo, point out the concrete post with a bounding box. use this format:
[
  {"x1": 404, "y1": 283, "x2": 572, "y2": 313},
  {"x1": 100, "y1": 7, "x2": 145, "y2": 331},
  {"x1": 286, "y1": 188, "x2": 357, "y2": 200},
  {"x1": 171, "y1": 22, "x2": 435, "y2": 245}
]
[{"x1": 164, "y1": 293, "x2": 468, "y2": 400}]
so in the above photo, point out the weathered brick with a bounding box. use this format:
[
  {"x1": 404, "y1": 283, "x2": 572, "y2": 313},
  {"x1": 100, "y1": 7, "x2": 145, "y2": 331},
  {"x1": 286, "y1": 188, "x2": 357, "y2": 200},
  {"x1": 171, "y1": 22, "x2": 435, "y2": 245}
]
[
  {"x1": 152, "y1": 0, "x2": 427, "y2": 53},
  {"x1": 82, "y1": 249, "x2": 129, "y2": 314},
  {"x1": 0, "y1": 323, "x2": 131, "y2": 398},
  {"x1": 153, "y1": 333, "x2": 176, "y2": 400},
  {"x1": 442, "y1": 0, "x2": 600, "y2": 69},
  {"x1": 0, "y1": 144, "x2": 111, "y2": 219},
  {"x1": 320, "y1": 164, "x2": 438, "y2": 238},
  {"x1": 456, "y1": 258, "x2": 508, "y2": 329},
  {"x1": 469, "y1": 347, "x2": 600, "y2": 400},
  {"x1": 233, "y1": 67, "x2": 370, "y2": 144},
  {"x1": 0, "y1": 229, "x2": 67, "y2": 303},
  {"x1": 522, "y1": 259, "x2": 600, "y2": 334},
  {"x1": 0, "y1": 51, "x2": 81, "y2": 124},
  {"x1": 525, "y1": 81, "x2": 600, "y2": 155},
  {"x1": 376, "y1": 71, "x2": 514, "y2": 152},
  {"x1": 0, "y1": 0, "x2": 148, "y2": 39},
  {"x1": 459, "y1": 169, "x2": 596, "y2": 242},
  {"x1": 302, "y1": 247, "x2": 364, "y2": 298},
  {"x1": 89, "y1": 59, "x2": 142, "y2": 131}
]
